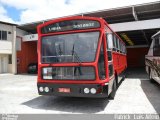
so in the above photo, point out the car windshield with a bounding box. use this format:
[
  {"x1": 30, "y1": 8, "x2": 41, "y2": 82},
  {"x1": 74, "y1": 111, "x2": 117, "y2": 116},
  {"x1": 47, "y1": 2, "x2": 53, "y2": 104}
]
[{"x1": 41, "y1": 32, "x2": 100, "y2": 63}]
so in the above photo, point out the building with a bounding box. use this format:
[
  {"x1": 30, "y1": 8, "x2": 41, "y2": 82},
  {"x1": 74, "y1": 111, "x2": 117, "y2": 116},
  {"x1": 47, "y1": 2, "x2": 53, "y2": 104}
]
[
  {"x1": 0, "y1": 21, "x2": 30, "y2": 74},
  {"x1": 0, "y1": 21, "x2": 17, "y2": 74}
]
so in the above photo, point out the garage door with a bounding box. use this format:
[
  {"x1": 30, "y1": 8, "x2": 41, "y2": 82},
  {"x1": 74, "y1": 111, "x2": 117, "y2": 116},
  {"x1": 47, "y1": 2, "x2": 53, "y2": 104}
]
[{"x1": 127, "y1": 47, "x2": 149, "y2": 67}]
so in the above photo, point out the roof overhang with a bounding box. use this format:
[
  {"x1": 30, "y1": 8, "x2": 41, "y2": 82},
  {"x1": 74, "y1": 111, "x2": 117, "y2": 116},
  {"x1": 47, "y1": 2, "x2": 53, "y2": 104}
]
[{"x1": 18, "y1": 1, "x2": 160, "y2": 46}]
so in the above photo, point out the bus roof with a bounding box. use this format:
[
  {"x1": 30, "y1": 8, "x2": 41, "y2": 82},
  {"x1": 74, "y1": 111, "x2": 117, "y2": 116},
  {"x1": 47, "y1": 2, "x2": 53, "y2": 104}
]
[
  {"x1": 37, "y1": 16, "x2": 106, "y2": 29},
  {"x1": 37, "y1": 16, "x2": 125, "y2": 45}
]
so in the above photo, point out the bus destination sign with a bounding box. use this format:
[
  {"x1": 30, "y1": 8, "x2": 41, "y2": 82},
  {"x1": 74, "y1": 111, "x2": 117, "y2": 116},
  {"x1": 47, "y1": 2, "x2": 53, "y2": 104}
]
[{"x1": 41, "y1": 20, "x2": 100, "y2": 34}]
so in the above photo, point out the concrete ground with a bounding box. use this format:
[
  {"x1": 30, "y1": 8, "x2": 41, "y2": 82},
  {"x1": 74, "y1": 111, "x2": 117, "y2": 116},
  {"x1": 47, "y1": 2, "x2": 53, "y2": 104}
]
[{"x1": 0, "y1": 68, "x2": 159, "y2": 114}]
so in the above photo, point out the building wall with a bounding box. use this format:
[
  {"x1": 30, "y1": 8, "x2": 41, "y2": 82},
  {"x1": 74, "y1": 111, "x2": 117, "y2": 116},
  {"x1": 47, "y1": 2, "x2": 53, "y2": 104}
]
[
  {"x1": 0, "y1": 23, "x2": 15, "y2": 73},
  {"x1": 0, "y1": 24, "x2": 29, "y2": 74},
  {"x1": 0, "y1": 41, "x2": 12, "y2": 54},
  {"x1": 16, "y1": 29, "x2": 37, "y2": 73},
  {"x1": 0, "y1": 23, "x2": 13, "y2": 54},
  {"x1": 17, "y1": 41, "x2": 37, "y2": 73},
  {"x1": 0, "y1": 23, "x2": 13, "y2": 42},
  {"x1": 127, "y1": 47, "x2": 149, "y2": 67},
  {"x1": 16, "y1": 28, "x2": 28, "y2": 37}
]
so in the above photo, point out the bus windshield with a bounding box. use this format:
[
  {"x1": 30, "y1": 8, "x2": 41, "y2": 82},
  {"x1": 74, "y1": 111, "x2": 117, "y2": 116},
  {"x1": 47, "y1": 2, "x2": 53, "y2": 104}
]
[{"x1": 41, "y1": 31, "x2": 100, "y2": 63}]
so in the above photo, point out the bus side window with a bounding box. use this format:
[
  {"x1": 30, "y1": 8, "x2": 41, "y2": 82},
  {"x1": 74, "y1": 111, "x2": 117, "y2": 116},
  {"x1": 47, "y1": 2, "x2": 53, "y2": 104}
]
[
  {"x1": 117, "y1": 39, "x2": 120, "y2": 52},
  {"x1": 119, "y1": 41, "x2": 122, "y2": 53},
  {"x1": 120, "y1": 41, "x2": 123, "y2": 53},
  {"x1": 122, "y1": 44, "x2": 125, "y2": 54},
  {"x1": 113, "y1": 35, "x2": 116, "y2": 51},
  {"x1": 108, "y1": 64, "x2": 114, "y2": 77},
  {"x1": 121, "y1": 43, "x2": 123, "y2": 53},
  {"x1": 115, "y1": 36, "x2": 118, "y2": 52},
  {"x1": 106, "y1": 33, "x2": 113, "y2": 61},
  {"x1": 124, "y1": 44, "x2": 126, "y2": 54}
]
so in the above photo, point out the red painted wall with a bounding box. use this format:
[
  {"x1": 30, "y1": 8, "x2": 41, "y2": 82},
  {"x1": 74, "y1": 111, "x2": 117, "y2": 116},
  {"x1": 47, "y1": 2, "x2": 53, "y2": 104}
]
[
  {"x1": 127, "y1": 47, "x2": 149, "y2": 67},
  {"x1": 17, "y1": 41, "x2": 38, "y2": 73}
]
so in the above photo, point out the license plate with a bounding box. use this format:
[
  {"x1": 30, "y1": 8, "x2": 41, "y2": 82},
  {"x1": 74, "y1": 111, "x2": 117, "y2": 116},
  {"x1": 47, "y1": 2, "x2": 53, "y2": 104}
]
[{"x1": 58, "y1": 88, "x2": 71, "y2": 93}]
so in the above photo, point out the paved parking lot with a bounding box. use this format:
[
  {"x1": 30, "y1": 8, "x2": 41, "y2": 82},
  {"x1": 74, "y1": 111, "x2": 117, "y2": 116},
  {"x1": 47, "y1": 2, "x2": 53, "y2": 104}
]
[{"x1": 0, "y1": 68, "x2": 159, "y2": 114}]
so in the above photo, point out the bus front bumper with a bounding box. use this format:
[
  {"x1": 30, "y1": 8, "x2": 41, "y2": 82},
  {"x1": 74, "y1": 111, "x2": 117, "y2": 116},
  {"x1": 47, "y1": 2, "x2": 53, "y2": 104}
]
[{"x1": 37, "y1": 83, "x2": 108, "y2": 98}]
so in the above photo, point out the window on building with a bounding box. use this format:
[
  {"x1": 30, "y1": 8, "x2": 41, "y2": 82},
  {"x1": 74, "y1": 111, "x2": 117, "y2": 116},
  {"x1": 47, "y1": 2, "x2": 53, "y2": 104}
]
[
  {"x1": 8, "y1": 31, "x2": 11, "y2": 34},
  {"x1": 8, "y1": 55, "x2": 12, "y2": 64},
  {"x1": 0, "y1": 30, "x2": 7, "y2": 40},
  {"x1": 2, "y1": 31, "x2": 7, "y2": 40}
]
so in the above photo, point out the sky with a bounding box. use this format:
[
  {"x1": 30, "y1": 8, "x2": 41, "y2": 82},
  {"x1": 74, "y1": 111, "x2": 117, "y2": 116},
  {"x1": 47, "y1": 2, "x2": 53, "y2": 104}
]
[{"x1": 0, "y1": 0, "x2": 159, "y2": 24}]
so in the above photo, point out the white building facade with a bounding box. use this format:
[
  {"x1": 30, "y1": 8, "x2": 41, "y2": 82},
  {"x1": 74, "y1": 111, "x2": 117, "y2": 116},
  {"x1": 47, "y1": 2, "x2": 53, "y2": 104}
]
[{"x1": 0, "y1": 21, "x2": 27, "y2": 74}]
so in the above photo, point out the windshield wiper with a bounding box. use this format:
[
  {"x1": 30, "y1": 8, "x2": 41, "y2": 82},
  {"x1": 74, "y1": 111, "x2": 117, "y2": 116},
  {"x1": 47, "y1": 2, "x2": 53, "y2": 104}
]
[{"x1": 72, "y1": 44, "x2": 82, "y2": 64}]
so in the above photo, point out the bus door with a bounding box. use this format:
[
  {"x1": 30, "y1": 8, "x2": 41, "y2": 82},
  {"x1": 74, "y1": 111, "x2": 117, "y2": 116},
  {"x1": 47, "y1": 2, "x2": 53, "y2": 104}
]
[
  {"x1": 106, "y1": 33, "x2": 115, "y2": 94},
  {"x1": 106, "y1": 33, "x2": 114, "y2": 77}
]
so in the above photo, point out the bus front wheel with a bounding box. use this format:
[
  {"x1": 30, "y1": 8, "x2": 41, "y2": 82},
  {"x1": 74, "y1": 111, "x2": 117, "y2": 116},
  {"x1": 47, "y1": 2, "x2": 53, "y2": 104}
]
[
  {"x1": 149, "y1": 68, "x2": 155, "y2": 83},
  {"x1": 109, "y1": 78, "x2": 117, "y2": 99}
]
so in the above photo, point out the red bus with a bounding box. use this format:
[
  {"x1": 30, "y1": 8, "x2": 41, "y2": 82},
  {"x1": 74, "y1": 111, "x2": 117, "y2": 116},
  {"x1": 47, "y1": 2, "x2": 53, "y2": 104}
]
[{"x1": 37, "y1": 16, "x2": 127, "y2": 98}]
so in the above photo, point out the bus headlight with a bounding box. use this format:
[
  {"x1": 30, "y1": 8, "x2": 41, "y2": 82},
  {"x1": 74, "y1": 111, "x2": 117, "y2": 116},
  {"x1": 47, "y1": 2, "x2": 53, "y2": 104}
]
[
  {"x1": 42, "y1": 67, "x2": 52, "y2": 79},
  {"x1": 84, "y1": 88, "x2": 90, "y2": 94},
  {"x1": 39, "y1": 87, "x2": 44, "y2": 92},
  {"x1": 44, "y1": 87, "x2": 49, "y2": 92},
  {"x1": 90, "y1": 88, "x2": 96, "y2": 94}
]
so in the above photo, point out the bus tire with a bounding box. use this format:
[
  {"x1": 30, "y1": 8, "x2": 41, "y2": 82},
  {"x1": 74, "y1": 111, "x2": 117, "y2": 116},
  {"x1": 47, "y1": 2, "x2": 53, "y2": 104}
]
[
  {"x1": 109, "y1": 79, "x2": 117, "y2": 100},
  {"x1": 149, "y1": 68, "x2": 155, "y2": 83}
]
